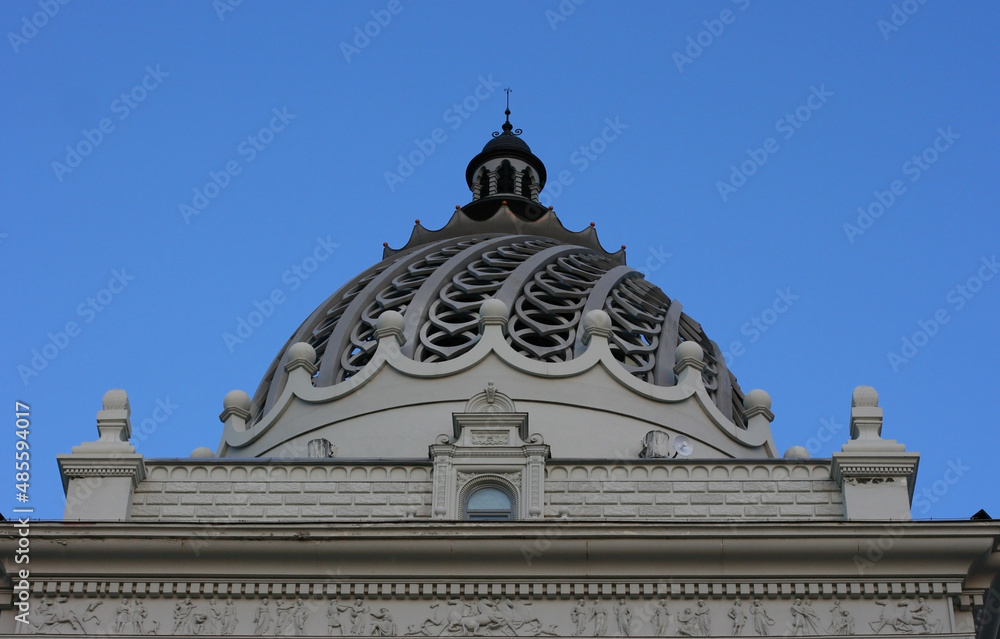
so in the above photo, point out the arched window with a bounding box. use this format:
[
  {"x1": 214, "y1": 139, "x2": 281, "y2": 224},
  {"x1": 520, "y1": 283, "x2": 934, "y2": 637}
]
[{"x1": 464, "y1": 485, "x2": 515, "y2": 521}]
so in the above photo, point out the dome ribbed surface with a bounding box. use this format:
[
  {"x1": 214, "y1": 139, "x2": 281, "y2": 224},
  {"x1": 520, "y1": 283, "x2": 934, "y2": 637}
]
[{"x1": 249, "y1": 234, "x2": 746, "y2": 429}]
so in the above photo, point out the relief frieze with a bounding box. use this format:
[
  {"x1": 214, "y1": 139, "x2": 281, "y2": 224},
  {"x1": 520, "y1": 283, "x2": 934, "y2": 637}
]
[{"x1": 19, "y1": 591, "x2": 952, "y2": 636}]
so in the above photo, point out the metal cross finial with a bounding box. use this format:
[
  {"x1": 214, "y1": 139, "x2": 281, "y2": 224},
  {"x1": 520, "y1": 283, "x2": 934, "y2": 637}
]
[{"x1": 492, "y1": 88, "x2": 522, "y2": 137}]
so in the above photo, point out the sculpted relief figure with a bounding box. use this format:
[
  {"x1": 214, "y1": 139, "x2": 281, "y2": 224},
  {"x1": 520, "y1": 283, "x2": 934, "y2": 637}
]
[
  {"x1": 497, "y1": 598, "x2": 554, "y2": 635},
  {"x1": 275, "y1": 599, "x2": 297, "y2": 635},
  {"x1": 349, "y1": 599, "x2": 372, "y2": 636},
  {"x1": 173, "y1": 597, "x2": 196, "y2": 635},
  {"x1": 81, "y1": 600, "x2": 104, "y2": 633},
  {"x1": 677, "y1": 607, "x2": 700, "y2": 636},
  {"x1": 827, "y1": 601, "x2": 855, "y2": 636},
  {"x1": 894, "y1": 598, "x2": 943, "y2": 634},
  {"x1": 614, "y1": 599, "x2": 636, "y2": 636},
  {"x1": 254, "y1": 597, "x2": 275, "y2": 636},
  {"x1": 870, "y1": 600, "x2": 894, "y2": 634},
  {"x1": 592, "y1": 600, "x2": 609, "y2": 637},
  {"x1": 729, "y1": 599, "x2": 747, "y2": 636},
  {"x1": 749, "y1": 600, "x2": 774, "y2": 636},
  {"x1": 653, "y1": 600, "x2": 671, "y2": 636},
  {"x1": 33, "y1": 596, "x2": 86, "y2": 634},
  {"x1": 790, "y1": 598, "x2": 820, "y2": 636},
  {"x1": 830, "y1": 610, "x2": 856, "y2": 636},
  {"x1": 329, "y1": 600, "x2": 352, "y2": 636},
  {"x1": 115, "y1": 598, "x2": 132, "y2": 634},
  {"x1": 370, "y1": 607, "x2": 397, "y2": 636},
  {"x1": 221, "y1": 597, "x2": 239, "y2": 635},
  {"x1": 293, "y1": 597, "x2": 311, "y2": 636},
  {"x1": 405, "y1": 599, "x2": 446, "y2": 636},
  {"x1": 571, "y1": 599, "x2": 592, "y2": 636},
  {"x1": 907, "y1": 597, "x2": 942, "y2": 633},
  {"x1": 695, "y1": 599, "x2": 711, "y2": 636}
]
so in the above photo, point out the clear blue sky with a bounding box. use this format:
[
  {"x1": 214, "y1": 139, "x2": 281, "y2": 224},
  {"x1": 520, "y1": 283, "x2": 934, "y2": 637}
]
[{"x1": 3, "y1": 1, "x2": 997, "y2": 521}]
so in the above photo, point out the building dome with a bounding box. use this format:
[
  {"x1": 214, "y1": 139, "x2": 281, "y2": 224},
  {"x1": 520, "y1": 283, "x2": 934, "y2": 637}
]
[
  {"x1": 246, "y1": 107, "x2": 746, "y2": 436},
  {"x1": 224, "y1": 106, "x2": 769, "y2": 462},
  {"x1": 249, "y1": 229, "x2": 746, "y2": 429}
]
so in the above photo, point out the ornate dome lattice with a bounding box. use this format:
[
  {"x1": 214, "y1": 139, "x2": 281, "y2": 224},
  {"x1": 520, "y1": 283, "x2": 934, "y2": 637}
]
[{"x1": 249, "y1": 234, "x2": 745, "y2": 429}]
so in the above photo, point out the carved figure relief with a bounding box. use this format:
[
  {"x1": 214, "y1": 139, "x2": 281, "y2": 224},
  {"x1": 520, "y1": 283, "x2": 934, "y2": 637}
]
[
  {"x1": 370, "y1": 607, "x2": 397, "y2": 636},
  {"x1": 677, "y1": 607, "x2": 700, "y2": 636},
  {"x1": 790, "y1": 599, "x2": 821, "y2": 636},
  {"x1": 19, "y1": 591, "x2": 952, "y2": 637},
  {"x1": 328, "y1": 600, "x2": 351, "y2": 635},
  {"x1": 221, "y1": 597, "x2": 239, "y2": 635},
  {"x1": 892, "y1": 598, "x2": 942, "y2": 634},
  {"x1": 275, "y1": 599, "x2": 297, "y2": 635},
  {"x1": 613, "y1": 599, "x2": 636, "y2": 636},
  {"x1": 406, "y1": 599, "x2": 447, "y2": 636},
  {"x1": 728, "y1": 599, "x2": 747, "y2": 636},
  {"x1": 750, "y1": 599, "x2": 775, "y2": 636},
  {"x1": 81, "y1": 600, "x2": 104, "y2": 633},
  {"x1": 592, "y1": 600, "x2": 608, "y2": 637},
  {"x1": 348, "y1": 599, "x2": 371, "y2": 636},
  {"x1": 695, "y1": 599, "x2": 711, "y2": 636},
  {"x1": 652, "y1": 600, "x2": 671, "y2": 636},
  {"x1": 294, "y1": 598, "x2": 311, "y2": 636},
  {"x1": 254, "y1": 597, "x2": 275, "y2": 636},
  {"x1": 33, "y1": 597, "x2": 86, "y2": 634}
]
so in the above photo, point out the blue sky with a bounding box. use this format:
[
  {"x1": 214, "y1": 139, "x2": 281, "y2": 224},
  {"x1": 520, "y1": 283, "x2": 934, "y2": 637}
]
[{"x1": 2, "y1": 1, "x2": 997, "y2": 521}]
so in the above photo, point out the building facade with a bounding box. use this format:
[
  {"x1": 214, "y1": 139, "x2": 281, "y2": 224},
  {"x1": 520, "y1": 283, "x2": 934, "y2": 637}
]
[{"x1": 3, "y1": 111, "x2": 998, "y2": 638}]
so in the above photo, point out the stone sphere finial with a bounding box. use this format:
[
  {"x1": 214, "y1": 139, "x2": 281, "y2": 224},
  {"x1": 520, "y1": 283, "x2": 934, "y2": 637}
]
[
  {"x1": 479, "y1": 298, "x2": 509, "y2": 322},
  {"x1": 783, "y1": 445, "x2": 810, "y2": 459},
  {"x1": 102, "y1": 389, "x2": 129, "y2": 411},
  {"x1": 582, "y1": 309, "x2": 612, "y2": 333},
  {"x1": 852, "y1": 385, "x2": 879, "y2": 407},
  {"x1": 376, "y1": 309, "x2": 406, "y2": 333},
  {"x1": 286, "y1": 342, "x2": 317, "y2": 366},
  {"x1": 675, "y1": 340, "x2": 704, "y2": 364},
  {"x1": 190, "y1": 447, "x2": 215, "y2": 458},
  {"x1": 743, "y1": 388, "x2": 772, "y2": 411},
  {"x1": 223, "y1": 389, "x2": 251, "y2": 413}
]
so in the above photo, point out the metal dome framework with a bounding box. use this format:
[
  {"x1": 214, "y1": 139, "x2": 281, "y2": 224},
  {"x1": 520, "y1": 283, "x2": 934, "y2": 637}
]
[{"x1": 249, "y1": 233, "x2": 746, "y2": 429}]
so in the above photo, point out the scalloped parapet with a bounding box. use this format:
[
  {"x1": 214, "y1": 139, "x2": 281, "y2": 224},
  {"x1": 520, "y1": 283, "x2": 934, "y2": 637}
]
[{"x1": 384, "y1": 202, "x2": 624, "y2": 260}]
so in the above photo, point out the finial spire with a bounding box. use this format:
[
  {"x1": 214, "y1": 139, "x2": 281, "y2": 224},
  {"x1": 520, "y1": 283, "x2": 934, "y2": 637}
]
[{"x1": 493, "y1": 87, "x2": 522, "y2": 138}]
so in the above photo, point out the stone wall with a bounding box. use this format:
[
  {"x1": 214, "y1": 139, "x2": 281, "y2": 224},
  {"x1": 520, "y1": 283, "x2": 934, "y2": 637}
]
[
  {"x1": 130, "y1": 462, "x2": 435, "y2": 521},
  {"x1": 130, "y1": 460, "x2": 842, "y2": 522},
  {"x1": 544, "y1": 462, "x2": 844, "y2": 520}
]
